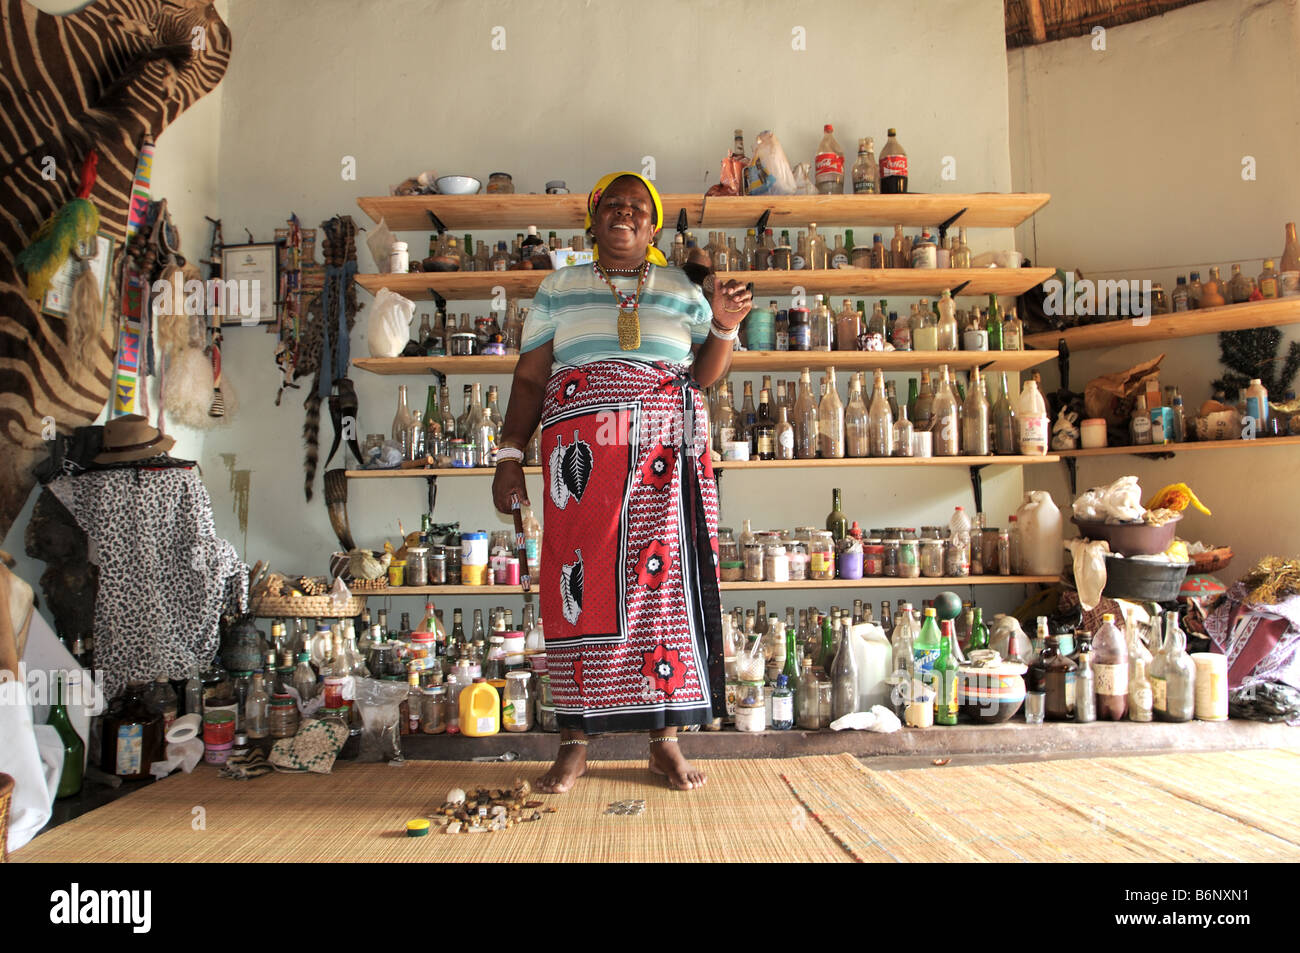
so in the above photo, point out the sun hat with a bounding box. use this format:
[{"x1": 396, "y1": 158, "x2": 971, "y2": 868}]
[{"x1": 93, "y1": 414, "x2": 175, "y2": 464}]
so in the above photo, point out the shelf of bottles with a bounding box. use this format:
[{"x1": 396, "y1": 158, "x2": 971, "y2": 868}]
[
  {"x1": 344, "y1": 467, "x2": 542, "y2": 478},
  {"x1": 361, "y1": 577, "x2": 1058, "y2": 597},
  {"x1": 352, "y1": 348, "x2": 1058, "y2": 379},
  {"x1": 356, "y1": 193, "x2": 1053, "y2": 233},
  {"x1": 1023, "y1": 297, "x2": 1300, "y2": 352},
  {"x1": 356, "y1": 268, "x2": 1053, "y2": 303},
  {"x1": 1055, "y1": 434, "x2": 1300, "y2": 459}
]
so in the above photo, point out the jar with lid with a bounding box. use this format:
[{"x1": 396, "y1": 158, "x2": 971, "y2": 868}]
[
  {"x1": 836, "y1": 536, "x2": 863, "y2": 580},
  {"x1": 389, "y1": 241, "x2": 409, "y2": 274},
  {"x1": 920, "y1": 537, "x2": 945, "y2": 577},
  {"x1": 449, "y1": 438, "x2": 474, "y2": 467},
  {"x1": 944, "y1": 536, "x2": 970, "y2": 577},
  {"x1": 717, "y1": 527, "x2": 741, "y2": 580},
  {"x1": 421, "y1": 686, "x2": 447, "y2": 733},
  {"x1": 785, "y1": 536, "x2": 809, "y2": 580},
  {"x1": 743, "y1": 537, "x2": 765, "y2": 581},
  {"x1": 882, "y1": 537, "x2": 900, "y2": 577},
  {"x1": 735, "y1": 682, "x2": 766, "y2": 732},
  {"x1": 764, "y1": 544, "x2": 790, "y2": 583},
  {"x1": 896, "y1": 538, "x2": 919, "y2": 578},
  {"x1": 861, "y1": 538, "x2": 883, "y2": 576},
  {"x1": 808, "y1": 531, "x2": 836, "y2": 580},
  {"x1": 486, "y1": 172, "x2": 515, "y2": 194},
  {"x1": 428, "y1": 549, "x2": 447, "y2": 584},
  {"x1": 406, "y1": 547, "x2": 430, "y2": 587},
  {"x1": 503, "y1": 671, "x2": 532, "y2": 732},
  {"x1": 444, "y1": 542, "x2": 462, "y2": 585},
  {"x1": 268, "y1": 694, "x2": 298, "y2": 739}
]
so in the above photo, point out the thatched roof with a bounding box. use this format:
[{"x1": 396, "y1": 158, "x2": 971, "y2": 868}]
[{"x1": 1006, "y1": 0, "x2": 1208, "y2": 47}]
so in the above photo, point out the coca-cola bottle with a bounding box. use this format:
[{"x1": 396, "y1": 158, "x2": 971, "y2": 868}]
[
  {"x1": 879, "y1": 128, "x2": 908, "y2": 194},
  {"x1": 814, "y1": 124, "x2": 845, "y2": 194}
]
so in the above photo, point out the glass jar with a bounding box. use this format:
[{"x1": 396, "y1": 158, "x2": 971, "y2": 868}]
[
  {"x1": 406, "y1": 547, "x2": 430, "y2": 587},
  {"x1": 428, "y1": 550, "x2": 447, "y2": 584},
  {"x1": 898, "y1": 538, "x2": 920, "y2": 578},
  {"x1": 882, "y1": 537, "x2": 900, "y2": 577},
  {"x1": 997, "y1": 532, "x2": 1011, "y2": 576},
  {"x1": 537, "y1": 705, "x2": 558, "y2": 732},
  {"x1": 268, "y1": 695, "x2": 299, "y2": 739},
  {"x1": 450, "y1": 439, "x2": 475, "y2": 468},
  {"x1": 764, "y1": 544, "x2": 790, "y2": 583},
  {"x1": 718, "y1": 528, "x2": 743, "y2": 582},
  {"x1": 444, "y1": 543, "x2": 462, "y2": 585},
  {"x1": 920, "y1": 537, "x2": 945, "y2": 577},
  {"x1": 743, "y1": 539, "x2": 765, "y2": 582},
  {"x1": 808, "y1": 531, "x2": 836, "y2": 580},
  {"x1": 836, "y1": 537, "x2": 863, "y2": 580},
  {"x1": 944, "y1": 536, "x2": 970, "y2": 577},
  {"x1": 503, "y1": 671, "x2": 532, "y2": 732},
  {"x1": 735, "y1": 681, "x2": 766, "y2": 732},
  {"x1": 981, "y1": 528, "x2": 1000, "y2": 575},
  {"x1": 486, "y1": 172, "x2": 514, "y2": 194},
  {"x1": 863, "y1": 538, "x2": 884, "y2": 576},
  {"x1": 785, "y1": 537, "x2": 809, "y2": 580},
  {"x1": 421, "y1": 686, "x2": 447, "y2": 733}
]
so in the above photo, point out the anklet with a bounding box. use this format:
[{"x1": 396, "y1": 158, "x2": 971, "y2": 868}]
[
  {"x1": 559, "y1": 739, "x2": 589, "y2": 747},
  {"x1": 649, "y1": 736, "x2": 678, "y2": 744}
]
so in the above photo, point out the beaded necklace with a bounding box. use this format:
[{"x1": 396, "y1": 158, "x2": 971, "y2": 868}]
[{"x1": 593, "y1": 261, "x2": 650, "y2": 350}]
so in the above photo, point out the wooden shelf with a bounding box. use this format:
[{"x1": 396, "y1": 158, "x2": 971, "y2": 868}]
[
  {"x1": 345, "y1": 467, "x2": 541, "y2": 478},
  {"x1": 360, "y1": 576, "x2": 1058, "y2": 597},
  {"x1": 1024, "y1": 298, "x2": 1300, "y2": 352},
  {"x1": 1056, "y1": 435, "x2": 1300, "y2": 458},
  {"x1": 716, "y1": 455, "x2": 1058, "y2": 470},
  {"x1": 357, "y1": 192, "x2": 1052, "y2": 232},
  {"x1": 352, "y1": 349, "x2": 1057, "y2": 378},
  {"x1": 355, "y1": 268, "x2": 1053, "y2": 302}
]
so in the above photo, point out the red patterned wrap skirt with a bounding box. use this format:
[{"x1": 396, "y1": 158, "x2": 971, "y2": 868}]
[{"x1": 539, "y1": 359, "x2": 724, "y2": 732}]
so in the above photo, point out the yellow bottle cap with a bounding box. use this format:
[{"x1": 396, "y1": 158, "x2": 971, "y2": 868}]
[{"x1": 405, "y1": 819, "x2": 431, "y2": 836}]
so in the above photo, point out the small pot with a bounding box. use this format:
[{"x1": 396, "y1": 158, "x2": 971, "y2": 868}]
[{"x1": 958, "y1": 652, "x2": 1027, "y2": 724}]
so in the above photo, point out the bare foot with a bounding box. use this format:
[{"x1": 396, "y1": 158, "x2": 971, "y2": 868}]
[
  {"x1": 649, "y1": 741, "x2": 707, "y2": 791},
  {"x1": 537, "y1": 743, "x2": 588, "y2": 793}
]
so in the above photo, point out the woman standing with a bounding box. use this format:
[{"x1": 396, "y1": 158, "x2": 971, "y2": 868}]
[{"x1": 492, "y1": 172, "x2": 751, "y2": 791}]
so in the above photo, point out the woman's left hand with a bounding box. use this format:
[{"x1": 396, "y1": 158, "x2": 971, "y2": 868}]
[{"x1": 709, "y1": 277, "x2": 752, "y2": 329}]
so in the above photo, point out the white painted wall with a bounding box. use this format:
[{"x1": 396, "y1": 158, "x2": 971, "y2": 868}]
[
  {"x1": 10, "y1": 0, "x2": 1033, "y2": 625},
  {"x1": 1008, "y1": 0, "x2": 1300, "y2": 574}
]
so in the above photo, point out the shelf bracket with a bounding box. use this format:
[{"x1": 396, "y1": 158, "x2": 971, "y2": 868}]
[
  {"x1": 937, "y1": 206, "x2": 968, "y2": 242},
  {"x1": 425, "y1": 474, "x2": 438, "y2": 515},
  {"x1": 427, "y1": 289, "x2": 447, "y2": 312},
  {"x1": 950, "y1": 279, "x2": 972, "y2": 297},
  {"x1": 426, "y1": 210, "x2": 447, "y2": 235},
  {"x1": 755, "y1": 208, "x2": 771, "y2": 235},
  {"x1": 697, "y1": 195, "x2": 708, "y2": 228},
  {"x1": 1064, "y1": 456, "x2": 1078, "y2": 498},
  {"x1": 968, "y1": 464, "x2": 985, "y2": 515},
  {"x1": 429, "y1": 368, "x2": 447, "y2": 386},
  {"x1": 1057, "y1": 338, "x2": 1071, "y2": 393}
]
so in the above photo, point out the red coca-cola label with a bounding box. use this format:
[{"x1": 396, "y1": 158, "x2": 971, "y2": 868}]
[
  {"x1": 880, "y1": 154, "x2": 908, "y2": 177},
  {"x1": 815, "y1": 152, "x2": 844, "y2": 176}
]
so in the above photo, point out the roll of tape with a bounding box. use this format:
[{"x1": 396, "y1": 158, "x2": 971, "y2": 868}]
[{"x1": 166, "y1": 712, "x2": 202, "y2": 743}]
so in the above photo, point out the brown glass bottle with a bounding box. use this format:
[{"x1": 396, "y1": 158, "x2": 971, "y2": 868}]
[
  {"x1": 1042, "y1": 635, "x2": 1078, "y2": 720},
  {"x1": 1091, "y1": 613, "x2": 1129, "y2": 721},
  {"x1": 100, "y1": 682, "x2": 165, "y2": 780},
  {"x1": 752, "y1": 388, "x2": 777, "y2": 460}
]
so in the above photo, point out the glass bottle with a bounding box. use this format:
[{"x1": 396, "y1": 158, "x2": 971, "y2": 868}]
[
  {"x1": 1258, "y1": 259, "x2": 1279, "y2": 299},
  {"x1": 100, "y1": 682, "x2": 164, "y2": 780},
  {"x1": 962, "y1": 365, "x2": 991, "y2": 456},
  {"x1": 912, "y1": 305, "x2": 938, "y2": 352},
  {"x1": 1092, "y1": 613, "x2": 1128, "y2": 720},
  {"x1": 950, "y1": 227, "x2": 971, "y2": 269},
  {"x1": 1283, "y1": 222, "x2": 1300, "y2": 275},
  {"x1": 245, "y1": 672, "x2": 269, "y2": 739},
  {"x1": 752, "y1": 387, "x2": 777, "y2": 460},
  {"x1": 830, "y1": 233, "x2": 849, "y2": 270},
  {"x1": 391, "y1": 384, "x2": 414, "y2": 459},
  {"x1": 471, "y1": 382, "x2": 494, "y2": 466},
  {"x1": 851, "y1": 137, "x2": 878, "y2": 194},
  {"x1": 870, "y1": 233, "x2": 887, "y2": 269},
  {"x1": 889, "y1": 225, "x2": 906, "y2": 269},
  {"x1": 867, "y1": 368, "x2": 894, "y2": 457},
  {"x1": 1042, "y1": 635, "x2": 1078, "y2": 721},
  {"x1": 931, "y1": 620, "x2": 959, "y2": 725},
  {"x1": 967, "y1": 608, "x2": 989, "y2": 652},
  {"x1": 807, "y1": 225, "x2": 828, "y2": 271},
  {"x1": 794, "y1": 368, "x2": 820, "y2": 458},
  {"x1": 892, "y1": 402, "x2": 914, "y2": 457},
  {"x1": 931, "y1": 365, "x2": 960, "y2": 455},
  {"x1": 184, "y1": 665, "x2": 202, "y2": 717},
  {"x1": 1003, "y1": 307, "x2": 1024, "y2": 351},
  {"x1": 835, "y1": 298, "x2": 861, "y2": 350},
  {"x1": 818, "y1": 367, "x2": 846, "y2": 458},
  {"x1": 913, "y1": 606, "x2": 941, "y2": 688},
  {"x1": 844, "y1": 373, "x2": 869, "y2": 457},
  {"x1": 1072, "y1": 633, "x2": 1096, "y2": 722},
  {"x1": 292, "y1": 651, "x2": 317, "y2": 701},
  {"x1": 992, "y1": 372, "x2": 1017, "y2": 454},
  {"x1": 49, "y1": 673, "x2": 85, "y2": 798},
  {"x1": 867, "y1": 300, "x2": 888, "y2": 346},
  {"x1": 1159, "y1": 612, "x2": 1197, "y2": 723},
  {"x1": 774, "y1": 404, "x2": 795, "y2": 460},
  {"x1": 1201, "y1": 267, "x2": 1226, "y2": 308},
  {"x1": 772, "y1": 674, "x2": 795, "y2": 729},
  {"x1": 934, "y1": 290, "x2": 959, "y2": 350},
  {"x1": 825, "y1": 488, "x2": 848, "y2": 542},
  {"x1": 985, "y1": 294, "x2": 1004, "y2": 351},
  {"x1": 1128, "y1": 658, "x2": 1153, "y2": 722},
  {"x1": 712, "y1": 380, "x2": 737, "y2": 452},
  {"x1": 736, "y1": 380, "x2": 758, "y2": 449},
  {"x1": 1228, "y1": 264, "x2": 1251, "y2": 303},
  {"x1": 830, "y1": 620, "x2": 859, "y2": 720}
]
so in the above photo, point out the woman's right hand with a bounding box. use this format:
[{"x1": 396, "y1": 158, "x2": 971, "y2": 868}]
[{"x1": 492, "y1": 460, "x2": 530, "y2": 515}]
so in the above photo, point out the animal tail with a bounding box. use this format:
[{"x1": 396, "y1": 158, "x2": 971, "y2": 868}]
[{"x1": 303, "y1": 389, "x2": 321, "y2": 501}]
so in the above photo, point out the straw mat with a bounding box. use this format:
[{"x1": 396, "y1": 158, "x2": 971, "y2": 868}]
[
  {"x1": 14, "y1": 749, "x2": 1300, "y2": 863},
  {"x1": 12, "y1": 758, "x2": 851, "y2": 864},
  {"x1": 779, "y1": 748, "x2": 1300, "y2": 863}
]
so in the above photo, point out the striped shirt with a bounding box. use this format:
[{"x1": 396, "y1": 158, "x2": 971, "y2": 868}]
[{"x1": 520, "y1": 264, "x2": 712, "y2": 372}]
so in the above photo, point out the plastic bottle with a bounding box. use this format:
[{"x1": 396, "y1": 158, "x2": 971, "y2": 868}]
[
  {"x1": 459, "y1": 677, "x2": 500, "y2": 736},
  {"x1": 1016, "y1": 379, "x2": 1049, "y2": 455},
  {"x1": 879, "y1": 128, "x2": 908, "y2": 193},
  {"x1": 1244, "y1": 378, "x2": 1269, "y2": 432},
  {"x1": 1014, "y1": 490, "x2": 1063, "y2": 575},
  {"x1": 947, "y1": 506, "x2": 973, "y2": 576},
  {"x1": 814, "y1": 124, "x2": 845, "y2": 194}
]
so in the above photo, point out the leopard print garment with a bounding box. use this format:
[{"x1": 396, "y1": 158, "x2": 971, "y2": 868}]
[{"x1": 49, "y1": 464, "x2": 248, "y2": 699}]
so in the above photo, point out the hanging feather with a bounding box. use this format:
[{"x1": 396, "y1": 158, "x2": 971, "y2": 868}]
[{"x1": 15, "y1": 152, "x2": 101, "y2": 302}]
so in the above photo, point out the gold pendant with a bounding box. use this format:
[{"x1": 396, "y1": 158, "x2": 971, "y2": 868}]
[{"x1": 618, "y1": 308, "x2": 641, "y2": 350}]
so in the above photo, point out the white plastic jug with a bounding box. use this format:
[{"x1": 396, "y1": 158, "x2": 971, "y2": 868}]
[
  {"x1": 1016, "y1": 380, "x2": 1049, "y2": 455},
  {"x1": 850, "y1": 622, "x2": 894, "y2": 710},
  {"x1": 1016, "y1": 490, "x2": 1063, "y2": 575}
]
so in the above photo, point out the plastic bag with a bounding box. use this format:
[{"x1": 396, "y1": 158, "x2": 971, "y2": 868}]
[
  {"x1": 351, "y1": 677, "x2": 411, "y2": 762},
  {"x1": 1072, "y1": 475, "x2": 1144, "y2": 523},
  {"x1": 791, "y1": 162, "x2": 817, "y2": 194},
  {"x1": 1067, "y1": 538, "x2": 1112, "y2": 610},
  {"x1": 367, "y1": 287, "x2": 415, "y2": 358},
  {"x1": 745, "y1": 131, "x2": 797, "y2": 196},
  {"x1": 366, "y1": 218, "x2": 395, "y2": 273}
]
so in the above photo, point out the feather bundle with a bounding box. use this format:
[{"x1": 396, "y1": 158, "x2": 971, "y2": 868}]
[{"x1": 16, "y1": 152, "x2": 101, "y2": 302}]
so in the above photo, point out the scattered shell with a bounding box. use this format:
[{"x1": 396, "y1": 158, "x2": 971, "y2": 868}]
[
  {"x1": 445, "y1": 822, "x2": 462, "y2": 835},
  {"x1": 525, "y1": 800, "x2": 543, "y2": 808},
  {"x1": 490, "y1": 805, "x2": 507, "y2": 817},
  {"x1": 514, "y1": 778, "x2": 532, "y2": 797},
  {"x1": 447, "y1": 788, "x2": 466, "y2": 805},
  {"x1": 543, "y1": 806, "x2": 557, "y2": 814}
]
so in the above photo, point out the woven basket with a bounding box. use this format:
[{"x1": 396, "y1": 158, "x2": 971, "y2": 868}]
[
  {"x1": 0, "y1": 772, "x2": 13, "y2": 862},
  {"x1": 248, "y1": 593, "x2": 366, "y2": 618}
]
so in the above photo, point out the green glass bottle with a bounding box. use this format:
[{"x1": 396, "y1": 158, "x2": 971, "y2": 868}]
[
  {"x1": 968, "y1": 607, "x2": 989, "y2": 651},
  {"x1": 906, "y1": 377, "x2": 919, "y2": 422},
  {"x1": 934, "y1": 620, "x2": 961, "y2": 725},
  {"x1": 986, "y1": 294, "x2": 1004, "y2": 351},
  {"x1": 48, "y1": 673, "x2": 85, "y2": 798},
  {"x1": 913, "y1": 606, "x2": 941, "y2": 684},
  {"x1": 821, "y1": 613, "x2": 835, "y2": 671},
  {"x1": 825, "y1": 487, "x2": 848, "y2": 542},
  {"x1": 783, "y1": 623, "x2": 802, "y2": 722}
]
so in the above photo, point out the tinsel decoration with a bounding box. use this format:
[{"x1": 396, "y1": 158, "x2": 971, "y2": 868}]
[
  {"x1": 1212, "y1": 326, "x2": 1300, "y2": 400},
  {"x1": 1238, "y1": 555, "x2": 1300, "y2": 606}
]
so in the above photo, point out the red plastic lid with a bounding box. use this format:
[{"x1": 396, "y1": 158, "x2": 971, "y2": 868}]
[{"x1": 824, "y1": 124, "x2": 834, "y2": 132}]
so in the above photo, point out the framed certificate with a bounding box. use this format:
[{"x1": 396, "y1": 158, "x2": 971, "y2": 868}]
[{"x1": 219, "y1": 241, "x2": 279, "y2": 325}]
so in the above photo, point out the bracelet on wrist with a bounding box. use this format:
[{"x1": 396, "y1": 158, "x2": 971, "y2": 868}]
[
  {"x1": 709, "y1": 321, "x2": 739, "y2": 341},
  {"x1": 495, "y1": 447, "x2": 525, "y2": 465}
]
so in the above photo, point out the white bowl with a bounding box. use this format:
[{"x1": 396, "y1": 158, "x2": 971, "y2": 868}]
[{"x1": 435, "y1": 175, "x2": 482, "y2": 195}]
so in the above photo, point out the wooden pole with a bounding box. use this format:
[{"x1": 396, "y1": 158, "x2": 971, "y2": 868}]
[{"x1": 1027, "y1": 0, "x2": 1048, "y2": 43}]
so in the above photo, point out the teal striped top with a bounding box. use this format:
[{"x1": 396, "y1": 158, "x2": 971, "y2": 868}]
[{"x1": 520, "y1": 264, "x2": 712, "y2": 372}]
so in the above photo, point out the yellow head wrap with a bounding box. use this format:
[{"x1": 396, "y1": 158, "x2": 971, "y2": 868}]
[{"x1": 585, "y1": 171, "x2": 668, "y2": 267}]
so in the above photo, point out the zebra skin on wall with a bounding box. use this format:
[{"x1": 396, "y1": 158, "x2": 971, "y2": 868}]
[{"x1": 0, "y1": 0, "x2": 230, "y2": 541}]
